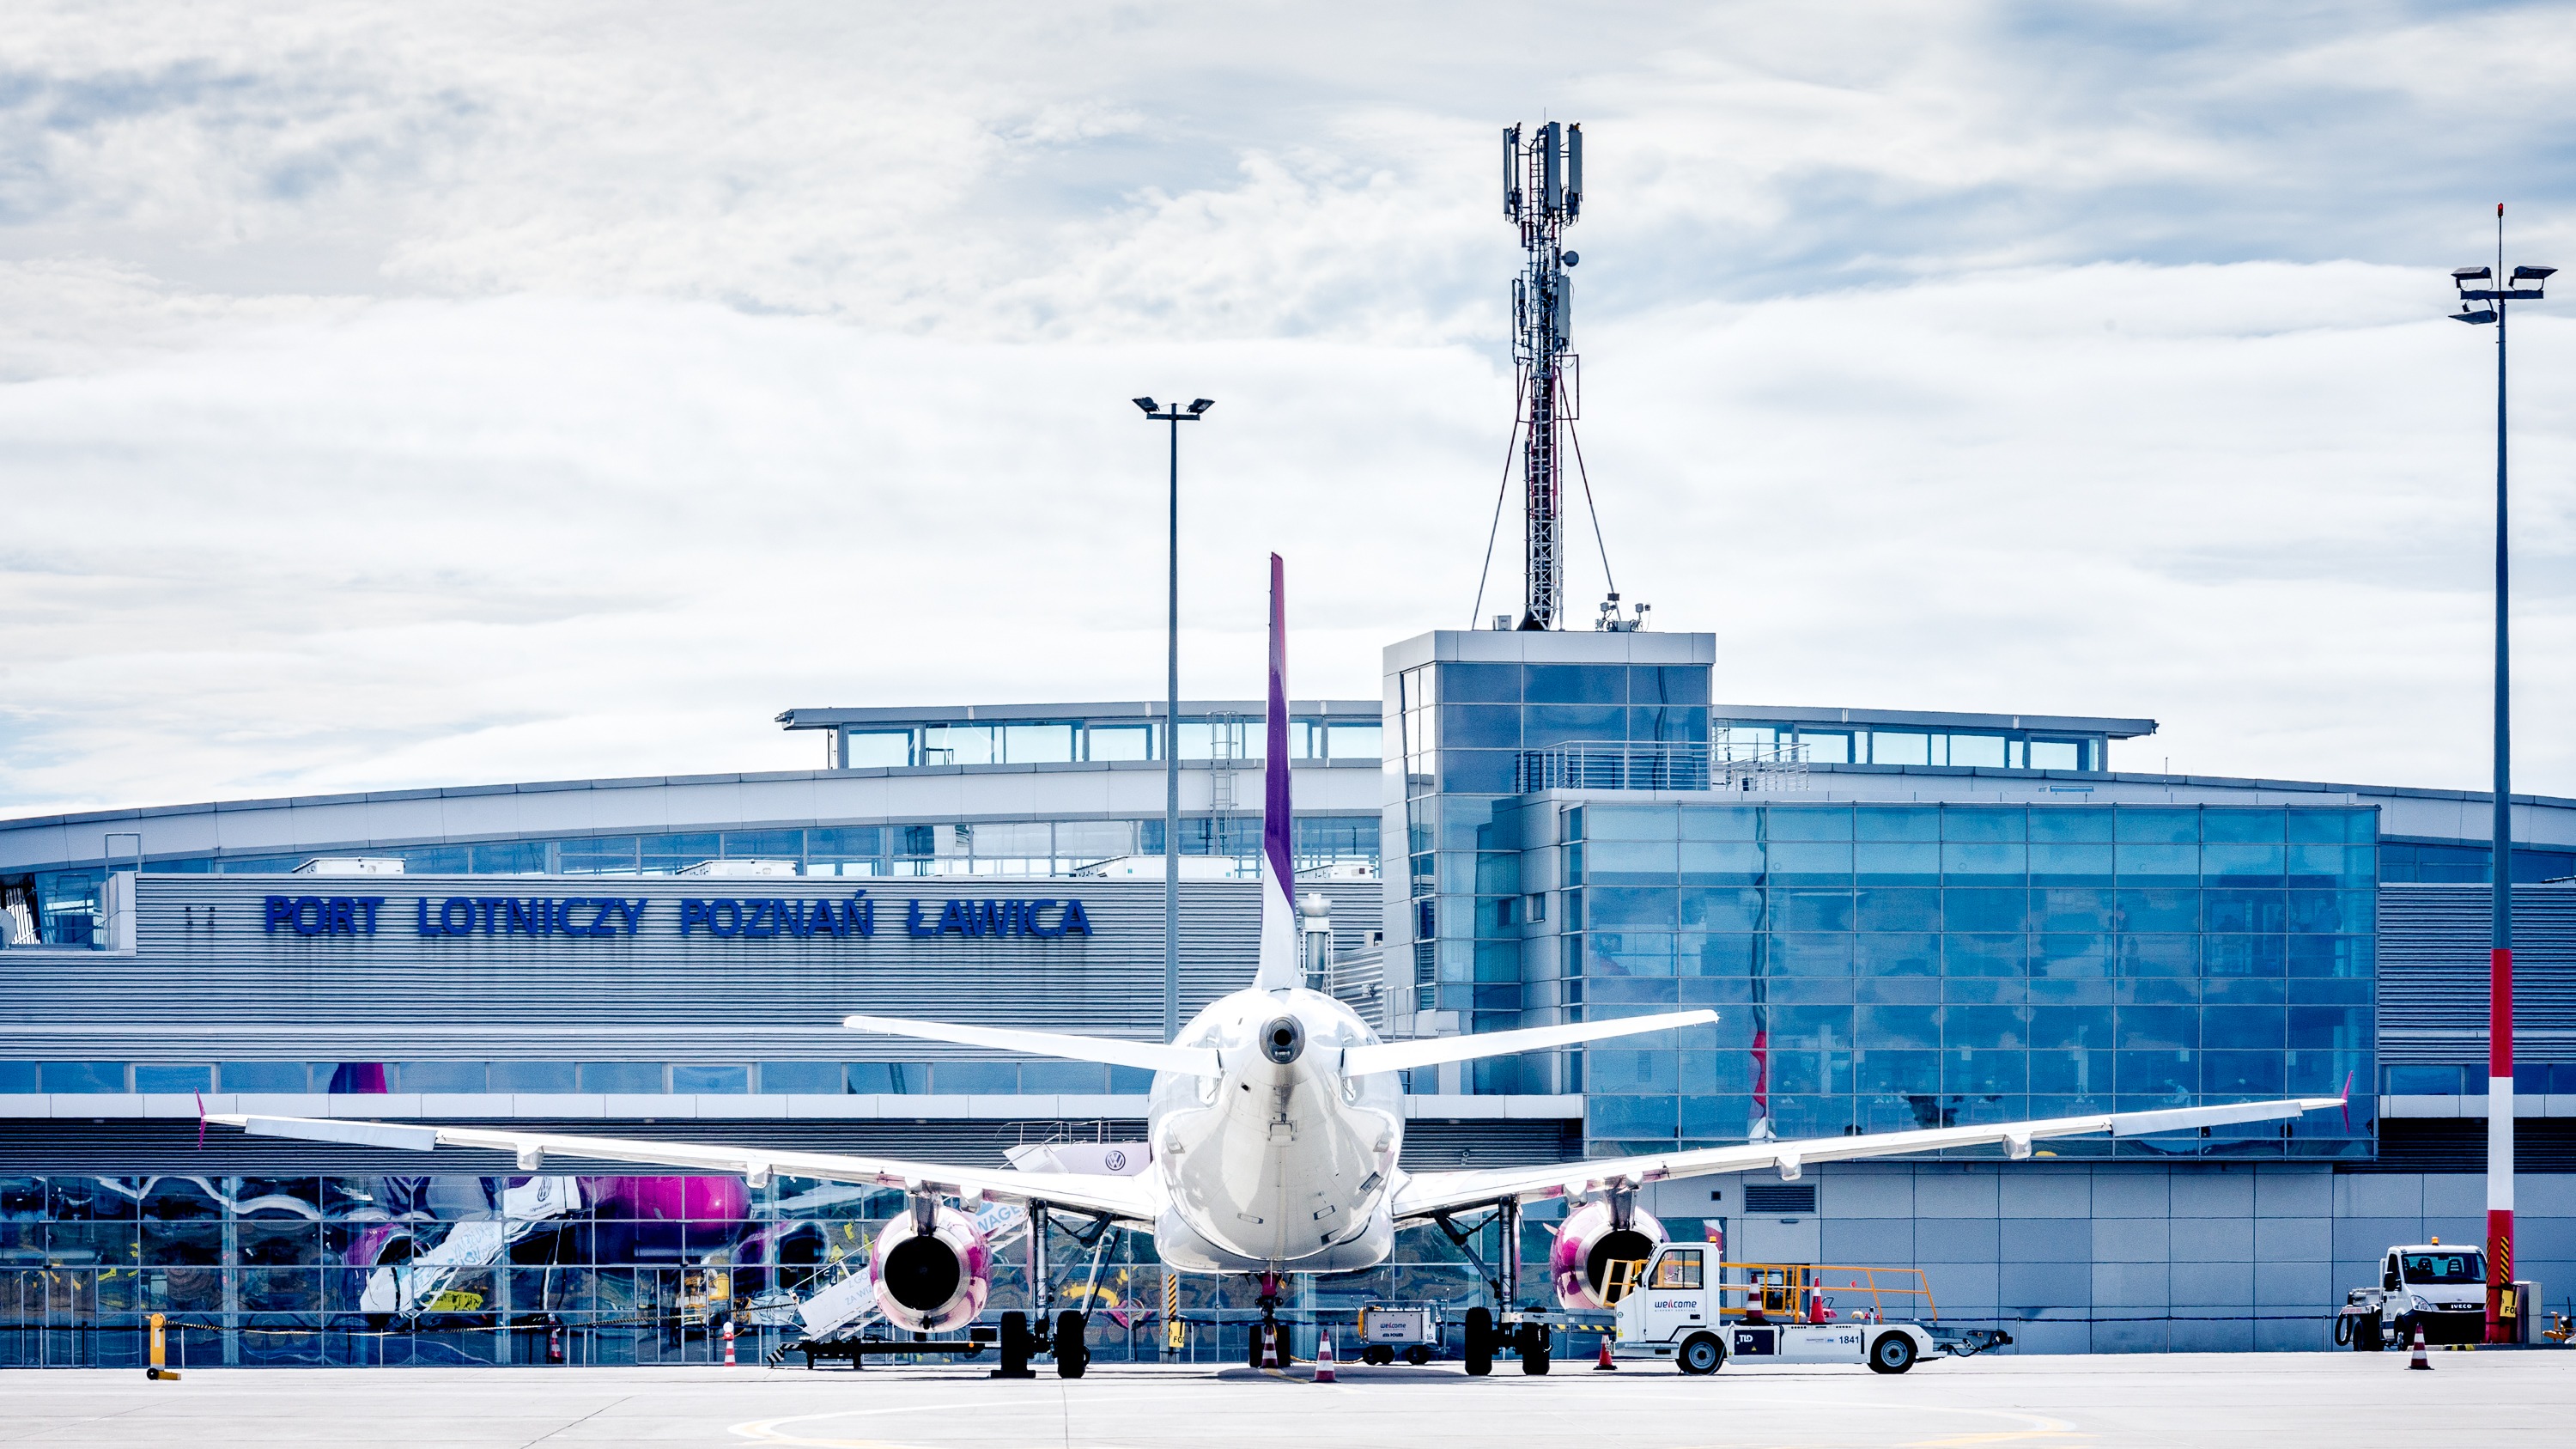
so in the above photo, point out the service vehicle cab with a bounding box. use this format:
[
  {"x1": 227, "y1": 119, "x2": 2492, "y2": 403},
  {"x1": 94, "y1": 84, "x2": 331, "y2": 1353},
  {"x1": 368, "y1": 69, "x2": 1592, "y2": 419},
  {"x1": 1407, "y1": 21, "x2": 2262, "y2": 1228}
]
[{"x1": 1608, "y1": 1244, "x2": 2006, "y2": 1375}]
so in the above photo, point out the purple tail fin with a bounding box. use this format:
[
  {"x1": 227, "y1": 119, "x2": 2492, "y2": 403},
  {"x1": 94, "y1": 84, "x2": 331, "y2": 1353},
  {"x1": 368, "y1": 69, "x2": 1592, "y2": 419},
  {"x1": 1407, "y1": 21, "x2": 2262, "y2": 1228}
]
[{"x1": 1256, "y1": 553, "x2": 1300, "y2": 989}]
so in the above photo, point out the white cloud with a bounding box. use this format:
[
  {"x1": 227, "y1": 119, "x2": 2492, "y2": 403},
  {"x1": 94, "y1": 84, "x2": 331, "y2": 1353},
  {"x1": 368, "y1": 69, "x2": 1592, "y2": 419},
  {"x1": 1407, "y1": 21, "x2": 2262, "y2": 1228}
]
[{"x1": 1, "y1": 1, "x2": 2572, "y2": 816}]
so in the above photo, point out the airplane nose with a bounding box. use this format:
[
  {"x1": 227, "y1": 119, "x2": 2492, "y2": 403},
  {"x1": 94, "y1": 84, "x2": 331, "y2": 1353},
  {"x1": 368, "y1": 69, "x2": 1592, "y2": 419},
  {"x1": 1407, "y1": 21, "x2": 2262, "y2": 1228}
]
[{"x1": 1261, "y1": 1015, "x2": 1304, "y2": 1065}]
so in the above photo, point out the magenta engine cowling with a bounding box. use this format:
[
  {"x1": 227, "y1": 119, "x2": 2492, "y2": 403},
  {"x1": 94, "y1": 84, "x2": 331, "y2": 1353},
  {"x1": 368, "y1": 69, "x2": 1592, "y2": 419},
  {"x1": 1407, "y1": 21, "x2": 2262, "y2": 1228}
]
[
  {"x1": 867, "y1": 1205, "x2": 993, "y2": 1334},
  {"x1": 1549, "y1": 1197, "x2": 1668, "y2": 1312}
]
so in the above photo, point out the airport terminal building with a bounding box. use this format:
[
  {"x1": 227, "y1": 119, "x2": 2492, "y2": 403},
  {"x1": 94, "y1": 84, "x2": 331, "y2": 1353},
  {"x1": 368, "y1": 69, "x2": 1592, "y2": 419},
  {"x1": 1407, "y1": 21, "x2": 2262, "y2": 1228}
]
[{"x1": 3, "y1": 627, "x2": 2573, "y2": 1365}]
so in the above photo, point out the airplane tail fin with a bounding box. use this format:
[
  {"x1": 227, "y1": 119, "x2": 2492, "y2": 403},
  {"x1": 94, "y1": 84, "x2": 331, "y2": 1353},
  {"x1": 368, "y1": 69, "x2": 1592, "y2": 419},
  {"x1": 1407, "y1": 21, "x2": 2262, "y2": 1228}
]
[{"x1": 1255, "y1": 552, "x2": 1301, "y2": 992}]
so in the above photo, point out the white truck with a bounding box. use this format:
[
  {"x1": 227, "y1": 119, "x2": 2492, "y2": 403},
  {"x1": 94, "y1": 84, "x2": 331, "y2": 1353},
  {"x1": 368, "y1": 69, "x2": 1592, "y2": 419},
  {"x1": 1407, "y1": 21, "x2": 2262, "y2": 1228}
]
[
  {"x1": 2336, "y1": 1242, "x2": 2526, "y2": 1349},
  {"x1": 1609, "y1": 1243, "x2": 2008, "y2": 1375}
]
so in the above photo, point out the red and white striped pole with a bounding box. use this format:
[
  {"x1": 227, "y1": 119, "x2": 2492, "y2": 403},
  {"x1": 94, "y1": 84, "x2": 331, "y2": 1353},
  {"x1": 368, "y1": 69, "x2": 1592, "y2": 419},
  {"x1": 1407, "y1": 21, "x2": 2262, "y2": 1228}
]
[{"x1": 2482, "y1": 201, "x2": 2520, "y2": 1349}]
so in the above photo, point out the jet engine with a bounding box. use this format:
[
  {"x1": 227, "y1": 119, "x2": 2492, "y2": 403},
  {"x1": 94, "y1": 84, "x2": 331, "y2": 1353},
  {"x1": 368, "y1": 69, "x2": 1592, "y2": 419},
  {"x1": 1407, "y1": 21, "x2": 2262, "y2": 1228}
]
[
  {"x1": 1549, "y1": 1196, "x2": 1668, "y2": 1312},
  {"x1": 867, "y1": 1202, "x2": 993, "y2": 1334}
]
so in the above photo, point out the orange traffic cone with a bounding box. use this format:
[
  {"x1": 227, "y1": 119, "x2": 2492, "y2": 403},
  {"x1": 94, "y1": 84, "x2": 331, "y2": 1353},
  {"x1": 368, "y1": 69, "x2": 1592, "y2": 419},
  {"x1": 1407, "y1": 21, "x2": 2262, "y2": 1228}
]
[
  {"x1": 1594, "y1": 1336, "x2": 1618, "y2": 1371},
  {"x1": 1315, "y1": 1329, "x2": 1336, "y2": 1383},
  {"x1": 2408, "y1": 1325, "x2": 2430, "y2": 1370}
]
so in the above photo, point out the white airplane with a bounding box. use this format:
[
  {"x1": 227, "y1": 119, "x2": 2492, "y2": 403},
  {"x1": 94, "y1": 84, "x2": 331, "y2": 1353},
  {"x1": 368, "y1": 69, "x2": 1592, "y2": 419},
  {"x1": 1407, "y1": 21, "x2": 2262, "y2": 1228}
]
[{"x1": 214, "y1": 554, "x2": 2342, "y2": 1375}]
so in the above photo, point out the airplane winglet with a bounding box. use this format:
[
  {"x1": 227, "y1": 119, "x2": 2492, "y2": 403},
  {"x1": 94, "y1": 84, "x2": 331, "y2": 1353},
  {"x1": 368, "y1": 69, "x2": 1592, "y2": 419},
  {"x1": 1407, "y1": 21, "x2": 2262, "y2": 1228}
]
[
  {"x1": 2340, "y1": 1069, "x2": 2355, "y2": 1133},
  {"x1": 195, "y1": 1091, "x2": 205, "y2": 1152}
]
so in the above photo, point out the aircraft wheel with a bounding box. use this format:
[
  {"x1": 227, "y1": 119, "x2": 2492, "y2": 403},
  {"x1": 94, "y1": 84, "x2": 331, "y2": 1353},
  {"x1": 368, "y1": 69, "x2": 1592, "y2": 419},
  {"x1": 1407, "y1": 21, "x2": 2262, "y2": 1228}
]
[
  {"x1": 1679, "y1": 1334, "x2": 1722, "y2": 1375},
  {"x1": 1463, "y1": 1307, "x2": 1494, "y2": 1376},
  {"x1": 1055, "y1": 1311, "x2": 1089, "y2": 1378},
  {"x1": 1403, "y1": 1344, "x2": 1431, "y2": 1366},
  {"x1": 1868, "y1": 1332, "x2": 1917, "y2": 1375},
  {"x1": 1518, "y1": 1323, "x2": 1551, "y2": 1374}
]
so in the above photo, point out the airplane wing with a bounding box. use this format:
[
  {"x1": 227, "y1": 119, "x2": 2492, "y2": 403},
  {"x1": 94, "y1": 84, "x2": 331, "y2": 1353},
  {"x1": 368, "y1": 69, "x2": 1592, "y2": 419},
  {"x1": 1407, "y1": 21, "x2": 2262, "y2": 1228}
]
[
  {"x1": 1387, "y1": 1095, "x2": 2343, "y2": 1221},
  {"x1": 1342, "y1": 1009, "x2": 1719, "y2": 1076},
  {"x1": 204, "y1": 1113, "x2": 1159, "y2": 1223},
  {"x1": 841, "y1": 1014, "x2": 1219, "y2": 1075}
]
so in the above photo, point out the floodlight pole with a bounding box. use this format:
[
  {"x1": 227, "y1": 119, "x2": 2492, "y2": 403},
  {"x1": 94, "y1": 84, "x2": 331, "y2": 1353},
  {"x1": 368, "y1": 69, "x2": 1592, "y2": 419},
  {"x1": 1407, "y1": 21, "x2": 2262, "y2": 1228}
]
[
  {"x1": 1135, "y1": 399, "x2": 1212, "y2": 1044},
  {"x1": 2449, "y1": 205, "x2": 2551, "y2": 1344}
]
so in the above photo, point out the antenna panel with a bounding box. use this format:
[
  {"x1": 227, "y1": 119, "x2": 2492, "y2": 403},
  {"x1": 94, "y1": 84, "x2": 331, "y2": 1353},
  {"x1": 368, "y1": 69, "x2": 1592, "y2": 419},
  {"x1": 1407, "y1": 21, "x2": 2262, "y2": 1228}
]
[
  {"x1": 1540, "y1": 121, "x2": 1562, "y2": 212},
  {"x1": 1566, "y1": 123, "x2": 1583, "y2": 216},
  {"x1": 1504, "y1": 125, "x2": 1522, "y2": 219}
]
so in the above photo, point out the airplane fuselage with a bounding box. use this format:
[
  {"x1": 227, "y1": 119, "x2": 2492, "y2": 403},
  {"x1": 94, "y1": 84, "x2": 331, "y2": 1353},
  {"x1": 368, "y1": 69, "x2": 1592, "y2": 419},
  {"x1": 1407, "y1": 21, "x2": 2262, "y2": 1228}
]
[{"x1": 1142, "y1": 984, "x2": 1404, "y2": 1273}]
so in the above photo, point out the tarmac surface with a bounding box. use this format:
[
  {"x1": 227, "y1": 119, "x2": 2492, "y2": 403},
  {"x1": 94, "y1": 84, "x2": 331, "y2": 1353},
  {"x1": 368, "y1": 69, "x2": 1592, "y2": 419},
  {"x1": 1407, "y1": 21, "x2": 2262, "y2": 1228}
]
[{"x1": 7, "y1": 1354, "x2": 2572, "y2": 1447}]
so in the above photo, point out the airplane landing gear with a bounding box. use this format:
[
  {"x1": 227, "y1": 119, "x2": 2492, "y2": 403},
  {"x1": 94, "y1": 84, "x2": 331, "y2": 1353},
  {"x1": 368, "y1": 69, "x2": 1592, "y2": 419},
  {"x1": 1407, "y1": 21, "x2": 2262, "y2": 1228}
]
[
  {"x1": 1249, "y1": 1273, "x2": 1286, "y2": 1369},
  {"x1": 993, "y1": 1311, "x2": 1038, "y2": 1379},
  {"x1": 1055, "y1": 1309, "x2": 1089, "y2": 1379}
]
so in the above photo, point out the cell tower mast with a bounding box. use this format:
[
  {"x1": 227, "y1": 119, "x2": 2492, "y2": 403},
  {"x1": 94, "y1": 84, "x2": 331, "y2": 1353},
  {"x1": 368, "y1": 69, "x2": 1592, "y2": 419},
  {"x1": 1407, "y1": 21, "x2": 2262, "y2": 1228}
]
[{"x1": 1504, "y1": 120, "x2": 1581, "y2": 630}]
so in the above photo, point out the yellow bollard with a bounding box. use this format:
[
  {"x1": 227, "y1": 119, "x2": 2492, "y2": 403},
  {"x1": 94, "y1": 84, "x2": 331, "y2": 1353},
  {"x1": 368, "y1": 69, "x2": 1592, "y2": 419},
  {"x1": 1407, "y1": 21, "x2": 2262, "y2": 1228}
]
[{"x1": 146, "y1": 1312, "x2": 181, "y2": 1381}]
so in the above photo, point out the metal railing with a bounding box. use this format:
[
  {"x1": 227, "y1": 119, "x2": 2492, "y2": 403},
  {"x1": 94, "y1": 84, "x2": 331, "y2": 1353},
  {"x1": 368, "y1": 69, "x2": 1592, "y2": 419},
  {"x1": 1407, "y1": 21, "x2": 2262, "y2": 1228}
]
[{"x1": 1516, "y1": 740, "x2": 1811, "y2": 794}]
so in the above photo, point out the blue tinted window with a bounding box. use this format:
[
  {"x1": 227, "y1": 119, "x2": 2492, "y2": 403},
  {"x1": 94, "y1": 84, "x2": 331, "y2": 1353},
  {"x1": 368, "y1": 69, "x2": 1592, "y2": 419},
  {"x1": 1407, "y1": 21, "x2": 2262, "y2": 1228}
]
[
  {"x1": 1944, "y1": 1005, "x2": 2028, "y2": 1048},
  {"x1": 846, "y1": 1062, "x2": 929, "y2": 1093},
  {"x1": 1440, "y1": 704, "x2": 1522, "y2": 748},
  {"x1": 2201, "y1": 1007, "x2": 2284, "y2": 1049},
  {"x1": 2203, "y1": 1051, "x2": 2286, "y2": 1094},
  {"x1": 1523, "y1": 703, "x2": 1625, "y2": 746},
  {"x1": 2202, "y1": 844, "x2": 2286, "y2": 880},
  {"x1": 2116, "y1": 888, "x2": 2198, "y2": 931},
  {"x1": 221, "y1": 1062, "x2": 310, "y2": 1091},
  {"x1": 1855, "y1": 842, "x2": 1941, "y2": 883},
  {"x1": 2204, "y1": 890, "x2": 2287, "y2": 933},
  {"x1": 2287, "y1": 1007, "x2": 2371, "y2": 1050},
  {"x1": 1856, "y1": 1004, "x2": 1941, "y2": 1049},
  {"x1": 671, "y1": 1064, "x2": 748, "y2": 1093},
  {"x1": 1767, "y1": 807, "x2": 1854, "y2": 842},
  {"x1": 1768, "y1": 934, "x2": 1852, "y2": 975},
  {"x1": 1943, "y1": 890, "x2": 2027, "y2": 932},
  {"x1": 759, "y1": 1061, "x2": 842, "y2": 1093},
  {"x1": 1589, "y1": 888, "x2": 1678, "y2": 928},
  {"x1": 580, "y1": 1062, "x2": 664, "y2": 1093},
  {"x1": 1856, "y1": 807, "x2": 1941, "y2": 842},
  {"x1": 2028, "y1": 1047, "x2": 2108, "y2": 1094},
  {"x1": 2202, "y1": 935, "x2": 2286, "y2": 977},
  {"x1": 1682, "y1": 934, "x2": 1759, "y2": 976},
  {"x1": 2386, "y1": 1065, "x2": 2464, "y2": 1095},
  {"x1": 1438, "y1": 749, "x2": 1518, "y2": 794},
  {"x1": 0, "y1": 1063, "x2": 33, "y2": 1092},
  {"x1": 1678, "y1": 841, "x2": 1763, "y2": 884},
  {"x1": 1942, "y1": 809, "x2": 2026, "y2": 843},
  {"x1": 398, "y1": 1062, "x2": 489, "y2": 1093},
  {"x1": 2116, "y1": 809, "x2": 2198, "y2": 843},
  {"x1": 1944, "y1": 1049, "x2": 2026, "y2": 1094},
  {"x1": 2202, "y1": 809, "x2": 2285, "y2": 843},
  {"x1": 2030, "y1": 807, "x2": 2114, "y2": 842},
  {"x1": 134, "y1": 1064, "x2": 213, "y2": 1093},
  {"x1": 1439, "y1": 662, "x2": 1519, "y2": 702},
  {"x1": 2033, "y1": 935, "x2": 2111, "y2": 978},
  {"x1": 2116, "y1": 843, "x2": 2197, "y2": 879},
  {"x1": 2028, "y1": 1006, "x2": 2113, "y2": 1049},
  {"x1": 41, "y1": 1062, "x2": 123, "y2": 1092},
  {"x1": 1943, "y1": 843, "x2": 2027, "y2": 877},
  {"x1": 1854, "y1": 933, "x2": 1940, "y2": 976},
  {"x1": 1774, "y1": 891, "x2": 1853, "y2": 932},
  {"x1": 1680, "y1": 807, "x2": 1760, "y2": 840},
  {"x1": 2116, "y1": 1007, "x2": 2196, "y2": 1049},
  {"x1": 2031, "y1": 842, "x2": 2115, "y2": 883},
  {"x1": 1589, "y1": 1095, "x2": 1678, "y2": 1138},
  {"x1": 2119, "y1": 935, "x2": 2198, "y2": 977},
  {"x1": 2287, "y1": 891, "x2": 2374, "y2": 934},
  {"x1": 1524, "y1": 665, "x2": 1624, "y2": 703},
  {"x1": 1766, "y1": 843, "x2": 1851, "y2": 881},
  {"x1": 934, "y1": 1062, "x2": 1018, "y2": 1093},
  {"x1": 1587, "y1": 840, "x2": 1678, "y2": 883},
  {"x1": 1856, "y1": 889, "x2": 1940, "y2": 933},
  {"x1": 490, "y1": 1061, "x2": 579, "y2": 1091},
  {"x1": 1021, "y1": 1062, "x2": 1109, "y2": 1093},
  {"x1": 1768, "y1": 1005, "x2": 1855, "y2": 1050},
  {"x1": 2115, "y1": 1049, "x2": 2195, "y2": 1095},
  {"x1": 1944, "y1": 933, "x2": 2024, "y2": 977},
  {"x1": 1589, "y1": 807, "x2": 1678, "y2": 840},
  {"x1": 2035, "y1": 888, "x2": 2112, "y2": 932},
  {"x1": 1853, "y1": 1049, "x2": 1939, "y2": 1094},
  {"x1": 1680, "y1": 888, "x2": 1764, "y2": 931}
]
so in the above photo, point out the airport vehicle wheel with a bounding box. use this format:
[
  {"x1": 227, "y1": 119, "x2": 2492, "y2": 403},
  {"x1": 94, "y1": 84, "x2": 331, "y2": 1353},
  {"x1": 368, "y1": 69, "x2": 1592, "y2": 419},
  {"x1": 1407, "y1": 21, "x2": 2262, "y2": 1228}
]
[
  {"x1": 1868, "y1": 1333, "x2": 1917, "y2": 1375},
  {"x1": 1464, "y1": 1307, "x2": 1494, "y2": 1376},
  {"x1": 1403, "y1": 1345, "x2": 1431, "y2": 1367},
  {"x1": 2351, "y1": 1312, "x2": 2383, "y2": 1352},
  {"x1": 1055, "y1": 1311, "x2": 1089, "y2": 1378},
  {"x1": 1518, "y1": 1323, "x2": 1551, "y2": 1374},
  {"x1": 144, "y1": 1367, "x2": 160, "y2": 1380},
  {"x1": 1363, "y1": 1345, "x2": 1390, "y2": 1366},
  {"x1": 1678, "y1": 1335, "x2": 1722, "y2": 1375}
]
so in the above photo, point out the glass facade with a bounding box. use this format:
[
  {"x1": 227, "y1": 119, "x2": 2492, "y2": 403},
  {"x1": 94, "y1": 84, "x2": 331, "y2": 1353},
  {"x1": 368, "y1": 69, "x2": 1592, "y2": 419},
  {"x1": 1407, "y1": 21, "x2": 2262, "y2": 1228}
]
[
  {"x1": 1398, "y1": 659, "x2": 1711, "y2": 1028},
  {"x1": 0, "y1": 1172, "x2": 1567, "y2": 1369},
  {"x1": 840, "y1": 716, "x2": 1383, "y2": 770},
  {"x1": 1503, "y1": 801, "x2": 2379, "y2": 1160},
  {"x1": 0, "y1": 1062, "x2": 1159, "y2": 1096},
  {"x1": 1714, "y1": 721, "x2": 2104, "y2": 771}
]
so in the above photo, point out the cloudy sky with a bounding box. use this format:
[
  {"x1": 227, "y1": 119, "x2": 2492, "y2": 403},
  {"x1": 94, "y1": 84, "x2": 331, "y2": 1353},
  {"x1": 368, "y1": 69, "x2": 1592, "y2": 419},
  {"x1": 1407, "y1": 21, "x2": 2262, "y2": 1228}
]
[{"x1": 1, "y1": 1, "x2": 2571, "y2": 814}]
